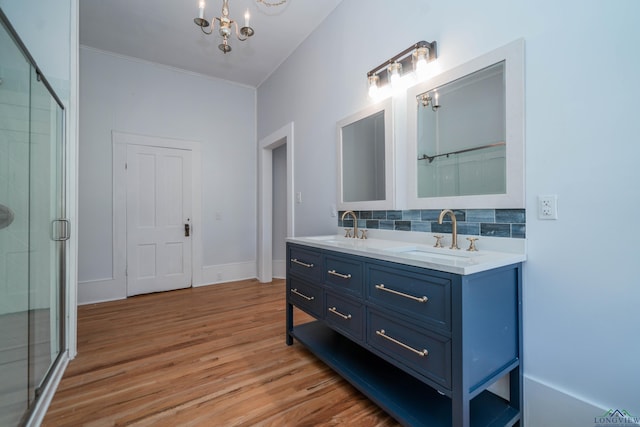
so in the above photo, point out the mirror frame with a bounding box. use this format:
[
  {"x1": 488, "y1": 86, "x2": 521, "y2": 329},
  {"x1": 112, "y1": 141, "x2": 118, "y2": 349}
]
[
  {"x1": 336, "y1": 98, "x2": 395, "y2": 210},
  {"x1": 406, "y1": 39, "x2": 525, "y2": 209}
]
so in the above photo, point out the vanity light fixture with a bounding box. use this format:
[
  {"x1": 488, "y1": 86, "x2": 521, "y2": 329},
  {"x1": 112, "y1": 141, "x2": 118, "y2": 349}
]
[
  {"x1": 367, "y1": 40, "x2": 437, "y2": 97},
  {"x1": 194, "y1": 0, "x2": 255, "y2": 54}
]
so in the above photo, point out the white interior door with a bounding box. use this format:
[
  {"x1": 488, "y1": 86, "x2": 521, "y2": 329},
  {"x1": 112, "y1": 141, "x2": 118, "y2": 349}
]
[{"x1": 126, "y1": 144, "x2": 192, "y2": 296}]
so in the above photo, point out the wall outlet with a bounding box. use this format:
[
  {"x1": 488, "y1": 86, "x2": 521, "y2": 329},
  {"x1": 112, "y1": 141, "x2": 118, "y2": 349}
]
[
  {"x1": 330, "y1": 204, "x2": 337, "y2": 218},
  {"x1": 295, "y1": 192, "x2": 302, "y2": 204},
  {"x1": 538, "y1": 195, "x2": 558, "y2": 220}
]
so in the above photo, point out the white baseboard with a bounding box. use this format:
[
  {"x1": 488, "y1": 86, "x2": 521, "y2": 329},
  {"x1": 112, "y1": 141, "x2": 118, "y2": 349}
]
[
  {"x1": 198, "y1": 261, "x2": 257, "y2": 286},
  {"x1": 523, "y1": 376, "x2": 639, "y2": 426},
  {"x1": 78, "y1": 277, "x2": 126, "y2": 305},
  {"x1": 78, "y1": 261, "x2": 258, "y2": 304},
  {"x1": 272, "y1": 259, "x2": 286, "y2": 279}
]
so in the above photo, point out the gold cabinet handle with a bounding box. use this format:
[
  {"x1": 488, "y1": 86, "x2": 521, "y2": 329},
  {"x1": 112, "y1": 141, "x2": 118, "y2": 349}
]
[
  {"x1": 374, "y1": 284, "x2": 428, "y2": 303},
  {"x1": 290, "y1": 288, "x2": 314, "y2": 301},
  {"x1": 376, "y1": 329, "x2": 428, "y2": 357},
  {"x1": 328, "y1": 306, "x2": 352, "y2": 320},
  {"x1": 291, "y1": 258, "x2": 314, "y2": 268},
  {"x1": 328, "y1": 269, "x2": 352, "y2": 279}
]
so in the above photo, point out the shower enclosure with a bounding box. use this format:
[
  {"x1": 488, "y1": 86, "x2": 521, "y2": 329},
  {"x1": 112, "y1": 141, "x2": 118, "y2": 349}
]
[{"x1": 0, "y1": 9, "x2": 67, "y2": 426}]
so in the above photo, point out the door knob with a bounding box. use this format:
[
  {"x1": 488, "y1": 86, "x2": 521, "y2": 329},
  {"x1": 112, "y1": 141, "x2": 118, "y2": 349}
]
[{"x1": 184, "y1": 223, "x2": 190, "y2": 237}]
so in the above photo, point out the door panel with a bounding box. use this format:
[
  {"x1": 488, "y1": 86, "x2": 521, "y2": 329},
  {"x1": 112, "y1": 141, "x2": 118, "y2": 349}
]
[{"x1": 126, "y1": 144, "x2": 192, "y2": 296}]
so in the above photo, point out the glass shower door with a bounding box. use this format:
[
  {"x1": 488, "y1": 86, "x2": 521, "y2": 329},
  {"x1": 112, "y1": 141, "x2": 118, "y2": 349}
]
[
  {"x1": 0, "y1": 10, "x2": 66, "y2": 426},
  {"x1": 27, "y1": 63, "x2": 65, "y2": 410}
]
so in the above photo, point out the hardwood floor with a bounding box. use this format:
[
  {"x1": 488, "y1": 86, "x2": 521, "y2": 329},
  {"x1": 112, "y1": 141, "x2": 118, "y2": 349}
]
[{"x1": 43, "y1": 279, "x2": 399, "y2": 426}]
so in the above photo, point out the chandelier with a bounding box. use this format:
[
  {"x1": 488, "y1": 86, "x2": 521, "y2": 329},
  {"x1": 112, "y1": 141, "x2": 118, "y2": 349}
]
[{"x1": 194, "y1": 0, "x2": 255, "y2": 54}]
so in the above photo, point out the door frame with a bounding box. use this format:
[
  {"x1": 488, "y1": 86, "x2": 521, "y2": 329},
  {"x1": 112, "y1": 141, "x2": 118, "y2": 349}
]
[
  {"x1": 257, "y1": 122, "x2": 294, "y2": 283},
  {"x1": 112, "y1": 131, "x2": 203, "y2": 292}
]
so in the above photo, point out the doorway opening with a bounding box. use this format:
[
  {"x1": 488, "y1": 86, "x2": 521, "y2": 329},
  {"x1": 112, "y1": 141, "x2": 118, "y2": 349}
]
[{"x1": 258, "y1": 123, "x2": 294, "y2": 283}]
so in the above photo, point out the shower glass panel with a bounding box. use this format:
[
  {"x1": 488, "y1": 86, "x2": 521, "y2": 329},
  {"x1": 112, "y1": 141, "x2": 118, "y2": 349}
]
[
  {"x1": 0, "y1": 10, "x2": 66, "y2": 426},
  {"x1": 28, "y1": 63, "x2": 64, "y2": 407}
]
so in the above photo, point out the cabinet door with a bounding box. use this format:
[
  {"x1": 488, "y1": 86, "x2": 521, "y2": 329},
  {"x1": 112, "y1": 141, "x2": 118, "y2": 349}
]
[
  {"x1": 368, "y1": 309, "x2": 451, "y2": 390},
  {"x1": 324, "y1": 254, "x2": 364, "y2": 296},
  {"x1": 288, "y1": 245, "x2": 322, "y2": 282},
  {"x1": 367, "y1": 264, "x2": 451, "y2": 332},
  {"x1": 325, "y1": 291, "x2": 364, "y2": 341},
  {"x1": 288, "y1": 277, "x2": 323, "y2": 318}
]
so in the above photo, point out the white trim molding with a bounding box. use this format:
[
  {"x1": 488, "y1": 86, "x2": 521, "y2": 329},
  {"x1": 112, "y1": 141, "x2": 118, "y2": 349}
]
[{"x1": 257, "y1": 122, "x2": 294, "y2": 283}]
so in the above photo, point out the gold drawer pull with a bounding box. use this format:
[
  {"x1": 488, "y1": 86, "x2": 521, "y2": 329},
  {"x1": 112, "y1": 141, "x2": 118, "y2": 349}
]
[
  {"x1": 376, "y1": 329, "x2": 429, "y2": 357},
  {"x1": 291, "y1": 258, "x2": 314, "y2": 268},
  {"x1": 328, "y1": 270, "x2": 352, "y2": 279},
  {"x1": 290, "y1": 288, "x2": 314, "y2": 301},
  {"x1": 328, "y1": 306, "x2": 352, "y2": 320},
  {"x1": 374, "y1": 284, "x2": 428, "y2": 303}
]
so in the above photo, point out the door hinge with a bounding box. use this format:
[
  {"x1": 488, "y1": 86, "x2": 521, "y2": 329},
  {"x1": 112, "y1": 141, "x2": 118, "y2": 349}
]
[{"x1": 125, "y1": 162, "x2": 128, "y2": 170}]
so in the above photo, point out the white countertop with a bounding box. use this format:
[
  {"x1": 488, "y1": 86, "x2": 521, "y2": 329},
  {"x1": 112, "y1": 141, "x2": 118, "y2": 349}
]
[{"x1": 287, "y1": 234, "x2": 526, "y2": 275}]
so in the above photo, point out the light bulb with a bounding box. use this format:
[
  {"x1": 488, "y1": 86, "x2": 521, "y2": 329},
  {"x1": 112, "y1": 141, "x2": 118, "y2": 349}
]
[
  {"x1": 244, "y1": 8, "x2": 250, "y2": 27},
  {"x1": 413, "y1": 47, "x2": 429, "y2": 81},
  {"x1": 388, "y1": 62, "x2": 402, "y2": 89},
  {"x1": 415, "y1": 58, "x2": 427, "y2": 80},
  {"x1": 368, "y1": 75, "x2": 379, "y2": 98},
  {"x1": 198, "y1": 1, "x2": 205, "y2": 19}
]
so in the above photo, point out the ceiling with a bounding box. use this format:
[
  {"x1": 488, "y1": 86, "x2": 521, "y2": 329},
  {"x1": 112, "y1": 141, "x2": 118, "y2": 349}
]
[{"x1": 79, "y1": 0, "x2": 343, "y2": 87}]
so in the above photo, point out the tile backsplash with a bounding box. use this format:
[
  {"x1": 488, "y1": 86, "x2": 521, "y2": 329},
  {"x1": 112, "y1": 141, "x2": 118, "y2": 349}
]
[{"x1": 338, "y1": 209, "x2": 525, "y2": 239}]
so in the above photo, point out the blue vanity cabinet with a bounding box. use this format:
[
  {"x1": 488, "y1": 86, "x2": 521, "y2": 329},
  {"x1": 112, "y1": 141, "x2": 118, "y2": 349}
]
[{"x1": 286, "y1": 242, "x2": 522, "y2": 427}]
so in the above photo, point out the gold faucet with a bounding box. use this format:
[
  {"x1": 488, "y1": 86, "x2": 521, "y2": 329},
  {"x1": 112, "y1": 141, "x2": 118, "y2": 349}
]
[
  {"x1": 438, "y1": 209, "x2": 459, "y2": 249},
  {"x1": 341, "y1": 210, "x2": 358, "y2": 239}
]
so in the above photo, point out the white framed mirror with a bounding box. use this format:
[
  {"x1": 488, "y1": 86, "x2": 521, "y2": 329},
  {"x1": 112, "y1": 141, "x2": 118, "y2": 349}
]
[
  {"x1": 406, "y1": 39, "x2": 525, "y2": 209},
  {"x1": 337, "y1": 98, "x2": 395, "y2": 210}
]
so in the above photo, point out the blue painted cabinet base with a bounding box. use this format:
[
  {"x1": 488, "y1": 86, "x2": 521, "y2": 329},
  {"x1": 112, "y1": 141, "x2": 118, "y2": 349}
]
[{"x1": 286, "y1": 243, "x2": 523, "y2": 427}]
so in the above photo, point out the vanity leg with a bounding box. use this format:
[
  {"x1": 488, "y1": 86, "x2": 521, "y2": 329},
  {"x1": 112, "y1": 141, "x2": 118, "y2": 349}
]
[
  {"x1": 286, "y1": 300, "x2": 294, "y2": 346},
  {"x1": 510, "y1": 365, "x2": 522, "y2": 426},
  {"x1": 452, "y1": 395, "x2": 470, "y2": 427}
]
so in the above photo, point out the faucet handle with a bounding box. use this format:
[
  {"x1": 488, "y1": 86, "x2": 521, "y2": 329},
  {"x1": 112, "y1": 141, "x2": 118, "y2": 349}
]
[
  {"x1": 344, "y1": 228, "x2": 352, "y2": 238},
  {"x1": 433, "y1": 235, "x2": 444, "y2": 248},
  {"x1": 466, "y1": 237, "x2": 479, "y2": 252},
  {"x1": 359, "y1": 229, "x2": 368, "y2": 239}
]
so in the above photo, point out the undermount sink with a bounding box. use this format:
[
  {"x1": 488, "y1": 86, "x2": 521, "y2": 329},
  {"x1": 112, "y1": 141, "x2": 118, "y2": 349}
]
[
  {"x1": 383, "y1": 245, "x2": 477, "y2": 261},
  {"x1": 306, "y1": 235, "x2": 343, "y2": 244}
]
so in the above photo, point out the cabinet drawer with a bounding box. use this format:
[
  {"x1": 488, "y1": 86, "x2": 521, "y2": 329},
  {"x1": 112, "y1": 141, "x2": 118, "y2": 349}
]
[
  {"x1": 325, "y1": 292, "x2": 364, "y2": 341},
  {"x1": 367, "y1": 264, "x2": 451, "y2": 331},
  {"x1": 288, "y1": 245, "x2": 322, "y2": 282},
  {"x1": 324, "y1": 255, "x2": 363, "y2": 296},
  {"x1": 368, "y1": 309, "x2": 451, "y2": 389},
  {"x1": 288, "y1": 277, "x2": 323, "y2": 318}
]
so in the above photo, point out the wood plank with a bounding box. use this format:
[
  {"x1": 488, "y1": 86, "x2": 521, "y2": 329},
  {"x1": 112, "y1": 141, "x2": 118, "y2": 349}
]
[{"x1": 43, "y1": 279, "x2": 399, "y2": 426}]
